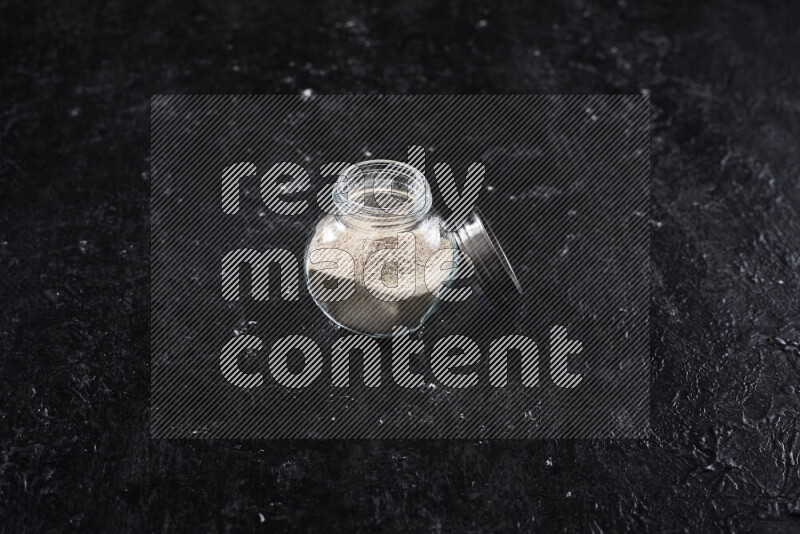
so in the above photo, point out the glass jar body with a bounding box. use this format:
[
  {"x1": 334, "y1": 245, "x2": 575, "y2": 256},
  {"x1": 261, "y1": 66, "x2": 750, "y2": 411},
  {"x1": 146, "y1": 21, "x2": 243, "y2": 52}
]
[{"x1": 304, "y1": 210, "x2": 456, "y2": 338}]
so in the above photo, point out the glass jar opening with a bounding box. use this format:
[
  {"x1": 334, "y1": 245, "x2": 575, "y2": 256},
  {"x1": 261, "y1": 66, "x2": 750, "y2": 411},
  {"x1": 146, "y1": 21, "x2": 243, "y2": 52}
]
[{"x1": 335, "y1": 160, "x2": 432, "y2": 227}]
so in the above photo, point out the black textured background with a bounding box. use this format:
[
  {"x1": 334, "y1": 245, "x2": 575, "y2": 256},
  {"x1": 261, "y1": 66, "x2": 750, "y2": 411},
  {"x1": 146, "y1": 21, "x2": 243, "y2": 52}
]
[{"x1": 1, "y1": 0, "x2": 799, "y2": 532}]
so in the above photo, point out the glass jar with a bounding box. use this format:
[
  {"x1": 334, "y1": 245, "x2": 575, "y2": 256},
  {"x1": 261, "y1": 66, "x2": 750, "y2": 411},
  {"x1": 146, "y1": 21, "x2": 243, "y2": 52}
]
[{"x1": 304, "y1": 160, "x2": 456, "y2": 338}]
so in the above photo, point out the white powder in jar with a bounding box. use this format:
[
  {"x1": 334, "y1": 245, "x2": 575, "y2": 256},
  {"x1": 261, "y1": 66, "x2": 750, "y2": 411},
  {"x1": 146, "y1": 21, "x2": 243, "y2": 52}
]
[{"x1": 307, "y1": 218, "x2": 455, "y2": 336}]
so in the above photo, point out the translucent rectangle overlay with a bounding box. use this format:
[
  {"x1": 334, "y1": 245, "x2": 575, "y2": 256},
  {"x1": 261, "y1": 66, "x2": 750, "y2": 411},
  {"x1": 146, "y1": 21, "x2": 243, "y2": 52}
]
[{"x1": 151, "y1": 95, "x2": 650, "y2": 439}]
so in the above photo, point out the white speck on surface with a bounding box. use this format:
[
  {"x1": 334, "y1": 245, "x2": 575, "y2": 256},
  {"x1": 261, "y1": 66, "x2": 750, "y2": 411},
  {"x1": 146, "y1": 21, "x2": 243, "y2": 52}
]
[
  {"x1": 301, "y1": 88, "x2": 314, "y2": 100},
  {"x1": 476, "y1": 19, "x2": 488, "y2": 29}
]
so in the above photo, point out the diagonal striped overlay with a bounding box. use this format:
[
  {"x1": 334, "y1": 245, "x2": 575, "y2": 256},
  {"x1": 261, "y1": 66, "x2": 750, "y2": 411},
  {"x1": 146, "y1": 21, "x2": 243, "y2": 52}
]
[{"x1": 151, "y1": 95, "x2": 650, "y2": 439}]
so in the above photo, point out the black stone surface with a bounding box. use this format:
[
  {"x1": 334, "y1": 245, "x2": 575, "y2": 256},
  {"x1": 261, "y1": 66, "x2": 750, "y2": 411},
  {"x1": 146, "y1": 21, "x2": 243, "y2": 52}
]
[{"x1": 1, "y1": 0, "x2": 799, "y2": 531}]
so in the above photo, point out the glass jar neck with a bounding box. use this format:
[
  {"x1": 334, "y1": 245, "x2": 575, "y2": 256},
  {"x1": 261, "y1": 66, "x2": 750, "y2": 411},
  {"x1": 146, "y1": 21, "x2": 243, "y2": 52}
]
[
  {"x1": 336, "y1": 210, "x2": 428, "y2": 231},
  {"x1": 333, "y1": 159, "x2": 432, "y2": 231}
]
